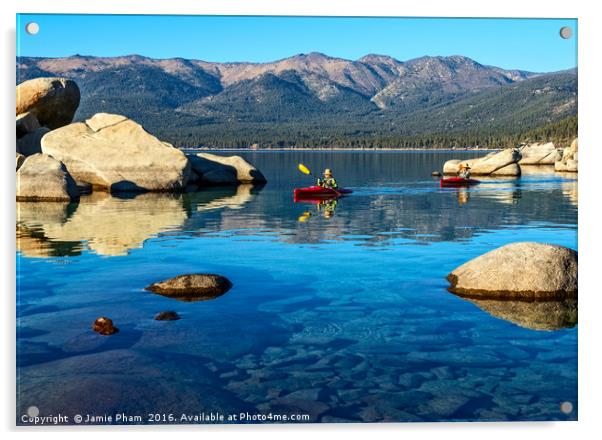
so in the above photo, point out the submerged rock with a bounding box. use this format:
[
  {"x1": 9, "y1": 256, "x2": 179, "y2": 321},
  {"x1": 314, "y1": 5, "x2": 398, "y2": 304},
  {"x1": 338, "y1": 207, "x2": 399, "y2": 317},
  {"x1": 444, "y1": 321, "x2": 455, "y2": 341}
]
[
  {"x1": 447, "y1": 242, "x2": 577, "y2": 299},
  {"x1": 188, "y1": 152, "x2": 266, "y2": 185},
  {"x1": 16, "y1": 153, "x2": 80, "y2": 201},
  {"x1": 154, "y1": 311, "x2": 181, "y2": 321},
  {"x1": 16, "y1": 77, "x2": 80, "y2": 129},
  {"x1": 92, "y1": 317, "x2": 119, "y2": 335},
  {"x1": 460, "y1": 297, "x2": 577, "y2": 331},
  {"x1": 41, "y1": 113, "x2": 191, "y2": 192},
  {"x1": 443, "y1": 149, "x2": 521, "y2": 176},
  {"x1": 145, "y1": 274, "x2": 232, "y2": 302}
]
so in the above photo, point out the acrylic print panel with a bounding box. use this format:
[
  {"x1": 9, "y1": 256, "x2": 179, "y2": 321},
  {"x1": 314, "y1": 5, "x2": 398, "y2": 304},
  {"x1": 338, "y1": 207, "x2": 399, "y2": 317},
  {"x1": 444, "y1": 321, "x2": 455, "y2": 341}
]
[{"x1": 16, "y1": 14, "x2": 578, "y2": 425}]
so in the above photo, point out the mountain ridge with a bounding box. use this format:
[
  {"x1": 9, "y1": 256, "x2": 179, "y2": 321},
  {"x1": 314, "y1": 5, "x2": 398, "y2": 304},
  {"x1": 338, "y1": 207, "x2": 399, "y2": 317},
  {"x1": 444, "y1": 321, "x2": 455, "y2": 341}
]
[{"x1": 17, "y1": 53, "x2": 577, "y2": 148}]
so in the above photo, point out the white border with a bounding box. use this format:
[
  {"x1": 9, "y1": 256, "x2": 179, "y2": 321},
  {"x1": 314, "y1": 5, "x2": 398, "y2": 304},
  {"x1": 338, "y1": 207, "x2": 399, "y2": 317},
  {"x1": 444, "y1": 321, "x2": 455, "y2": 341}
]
[{"x1": 3, "y1": 1, "x2": 601, "y2": 439}]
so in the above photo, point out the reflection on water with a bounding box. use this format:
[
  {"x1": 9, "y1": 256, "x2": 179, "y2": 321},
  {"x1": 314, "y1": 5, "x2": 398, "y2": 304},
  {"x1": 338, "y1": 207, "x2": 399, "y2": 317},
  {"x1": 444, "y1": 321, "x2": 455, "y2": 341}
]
[
  {"x1": 452, "y1": 295, "x2": 577, "y2": 331},
  {"x1": 456, "y1": 189, "x2": 470, "y2": 206},
  {"x1": 17, "y1": 153, "x2": 579, "y2": 254},
  {"x1": 17, "y1": 152, "x2": 578, "y2": 423},
  {"x1": 17, "y1": 186, "x2": 264, "y2": 257},
  {"x1": 190, "y1": 184, "x2": 262, "y2": 212},
  {"x1": 296, "y1": 198, "x2": 339, "y2": 221},
  {"x1": 560, "y1": 176, "x2": 578, "y2": 206},
  {"x1": 18, "y1": 192, "x2": 187, "y2": 257}
]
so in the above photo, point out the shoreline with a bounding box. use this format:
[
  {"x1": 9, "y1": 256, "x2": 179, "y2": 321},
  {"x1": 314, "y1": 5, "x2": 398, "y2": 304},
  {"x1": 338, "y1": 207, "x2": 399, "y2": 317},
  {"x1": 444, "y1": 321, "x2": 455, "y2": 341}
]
[{"x1": 181, "y1": 147, "x2": 501, "y2": 152}]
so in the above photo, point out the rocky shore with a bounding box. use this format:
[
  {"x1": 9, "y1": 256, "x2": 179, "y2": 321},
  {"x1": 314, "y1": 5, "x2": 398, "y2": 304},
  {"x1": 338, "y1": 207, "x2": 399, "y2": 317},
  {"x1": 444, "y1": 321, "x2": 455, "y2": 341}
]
[
  {"x1": 16, "y1": 77, "x2": 266, "y2": 201},
  {"x1": 442, "y1": 139, "x2": 578, "y2": 176}
]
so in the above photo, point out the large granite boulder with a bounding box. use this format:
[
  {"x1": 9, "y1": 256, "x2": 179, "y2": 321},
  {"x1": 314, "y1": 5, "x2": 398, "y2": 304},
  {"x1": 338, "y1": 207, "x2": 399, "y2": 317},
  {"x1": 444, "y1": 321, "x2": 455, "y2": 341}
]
[
  {"x1": 443, "y1": 149, "x2": 521, "y2": 176},
  {"x1": 447, "y1": 242, "x2": 577, "y2": 299},
  {"x1": 16, "y1": 127, "x2": 50, "y2": 156},
  {"x1": 16, "y1": 112, "x2": 41, "y2": 138},
  {"x1": 145, "y1": 274, "x2": 232, "y2": 302},
  {"x1": 187, "y1": 152, "x2": 266, "y2": 185},
  {"x1": 555, "y1": 138, "x2": 578, "y2": 172},
  {"x1": 16, "y1": 153, "x2": 80, "y2": 201},
  {"x1": 16, "y1": 78, "x2": 80, "y2": 129},
  {"x1": 41, "y1": 113, "x2": 191, "y2": 192},
  {"x1": 518, "y1": 142, "x2": 561, "y2": 165}
]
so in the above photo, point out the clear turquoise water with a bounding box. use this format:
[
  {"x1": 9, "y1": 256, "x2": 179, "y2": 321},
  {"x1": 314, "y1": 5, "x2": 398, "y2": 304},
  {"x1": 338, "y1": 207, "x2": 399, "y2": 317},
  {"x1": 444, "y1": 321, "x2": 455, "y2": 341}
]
[{"x1": 17, "y1": 151, "x2": 578, "y2": 424}]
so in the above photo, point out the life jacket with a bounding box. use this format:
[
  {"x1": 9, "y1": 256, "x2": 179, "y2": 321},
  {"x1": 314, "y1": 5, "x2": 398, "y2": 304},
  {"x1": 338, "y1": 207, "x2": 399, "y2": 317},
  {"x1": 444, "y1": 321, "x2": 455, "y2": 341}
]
[{"x1": 318, "y1": 177, "x2": 338, "y2": 188}]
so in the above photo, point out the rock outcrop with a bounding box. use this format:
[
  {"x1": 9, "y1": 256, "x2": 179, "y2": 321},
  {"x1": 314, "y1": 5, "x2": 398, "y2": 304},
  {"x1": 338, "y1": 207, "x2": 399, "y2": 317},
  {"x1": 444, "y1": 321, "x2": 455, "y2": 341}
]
[
  {"x1": 16, "y1": 112, "x2": 41, "y2": 138},
  {"x1": 443, "y1": 149, "x2": 521, "y2": 176},
  {"x1": 518, "y1": 142, "x2": 561, "y2": 165},
  {"x1": 16, "y1": 127, "x2": 50, "y2": 156},
  {"x1": 145, "y1": 274, "x2": 232, "y2": 302},
  {"x1": 16, "y1": 77, "x2": 80, "y2": 129},
  {"x1": 188, "y1": 153, "x2": 266, "y2": 185},
  {"x1": 447, "y1": 242, "x2": 577, "y2": 299},
  {"x1": 41, "y1": 113, "x2": 191, "y2": 192},
  {"x1": 555, "y1": 138, "x2": 578, "y2": 172},
  {"x1": 16, "y1": 153, "x2": 80, "y2": 201}
]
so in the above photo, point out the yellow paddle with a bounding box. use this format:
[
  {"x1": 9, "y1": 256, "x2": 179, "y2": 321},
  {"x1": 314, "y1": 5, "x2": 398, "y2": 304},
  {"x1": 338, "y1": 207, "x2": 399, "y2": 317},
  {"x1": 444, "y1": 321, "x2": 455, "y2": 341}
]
[
  {"x1": 297, "y1": 163, "x2": 340, "y2": 196},
  {"x1": 298, "y1": 163, "x2": 312, "y2": 176}
]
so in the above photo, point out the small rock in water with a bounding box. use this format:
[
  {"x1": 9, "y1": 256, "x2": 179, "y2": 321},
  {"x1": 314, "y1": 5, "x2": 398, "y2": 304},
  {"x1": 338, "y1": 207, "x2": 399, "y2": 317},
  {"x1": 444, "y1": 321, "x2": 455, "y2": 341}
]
[
  {"x1": 145, "y1": 273, "x2": 232, "y2": 302},
  {"x1": 154, "y1": 311, "x2": 181, "y2": 321},
  {"x1": 92, "y1": 317, "x2": 119, "y2": 335},
  {"x1": 431, "y1": 171, "x2": 442, "y2": 177}
]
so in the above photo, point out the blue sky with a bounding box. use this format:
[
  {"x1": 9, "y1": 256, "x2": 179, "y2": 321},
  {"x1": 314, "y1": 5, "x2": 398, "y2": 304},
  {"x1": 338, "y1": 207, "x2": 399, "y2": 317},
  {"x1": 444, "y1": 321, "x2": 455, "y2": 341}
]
[{"x1": 16, "y1": 15, "x2": 577, "y2": 72}]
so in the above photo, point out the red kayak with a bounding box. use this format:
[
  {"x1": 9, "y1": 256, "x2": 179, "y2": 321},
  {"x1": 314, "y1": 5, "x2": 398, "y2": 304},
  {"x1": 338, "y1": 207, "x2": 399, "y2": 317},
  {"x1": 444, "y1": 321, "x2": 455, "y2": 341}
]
[
  {"x1": 440, "y1": 177, "x2": 480, "y2": 188},
  {"x1": 294, "y1": 186, "x2": 353, "y2": 200}
]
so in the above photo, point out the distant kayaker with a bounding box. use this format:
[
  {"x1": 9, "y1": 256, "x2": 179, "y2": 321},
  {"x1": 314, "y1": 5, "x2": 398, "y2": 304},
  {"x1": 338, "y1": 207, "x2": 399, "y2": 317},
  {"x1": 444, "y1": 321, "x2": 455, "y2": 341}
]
[
  {"x1": 458, "y1": 163, "x2": 471, "y2": 179},
  {"x1": 317, "y1": 169, "x2": 338, "y2": 189}
]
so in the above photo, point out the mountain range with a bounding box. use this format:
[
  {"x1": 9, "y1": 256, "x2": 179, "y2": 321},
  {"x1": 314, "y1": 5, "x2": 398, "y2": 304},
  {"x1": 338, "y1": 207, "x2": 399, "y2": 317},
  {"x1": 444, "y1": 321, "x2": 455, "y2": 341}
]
[{"x1": 17, "y1": 52, "x2": 577, "y2": 148}]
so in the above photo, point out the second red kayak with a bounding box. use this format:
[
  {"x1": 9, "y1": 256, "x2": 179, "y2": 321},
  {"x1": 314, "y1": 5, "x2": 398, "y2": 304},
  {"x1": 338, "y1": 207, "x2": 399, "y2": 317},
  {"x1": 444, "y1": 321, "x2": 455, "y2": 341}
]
[
  {"x1": 294, "y1": 186, "x2": 353, "y2": 199},
  {"x1": 439, "y1": 177, "x2": 481, "y2": 188}
]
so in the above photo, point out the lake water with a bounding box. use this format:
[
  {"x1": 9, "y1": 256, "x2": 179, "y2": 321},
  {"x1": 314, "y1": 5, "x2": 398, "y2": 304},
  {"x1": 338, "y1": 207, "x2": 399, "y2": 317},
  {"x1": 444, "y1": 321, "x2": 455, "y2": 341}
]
[{"x1": 16, "y1": 151, "x2": 578, "y2": 424}]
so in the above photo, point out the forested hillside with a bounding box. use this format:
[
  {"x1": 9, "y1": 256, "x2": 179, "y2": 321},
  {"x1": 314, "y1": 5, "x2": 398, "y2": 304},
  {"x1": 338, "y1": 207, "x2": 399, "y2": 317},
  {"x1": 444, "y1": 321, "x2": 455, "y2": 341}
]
[{"x1": 17, "y1": 53, "x2": 577, "y2": 148}]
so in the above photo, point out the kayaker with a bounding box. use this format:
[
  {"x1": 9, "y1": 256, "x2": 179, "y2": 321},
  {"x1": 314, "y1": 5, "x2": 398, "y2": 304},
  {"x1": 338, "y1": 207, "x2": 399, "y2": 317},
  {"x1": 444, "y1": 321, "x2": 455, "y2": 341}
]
[
  {"x1": 317, "y1": 169, "x2": 338, "y2": 189},
  {"x1": 458, "y1": 163, "x2": 471, "y2": 179}
]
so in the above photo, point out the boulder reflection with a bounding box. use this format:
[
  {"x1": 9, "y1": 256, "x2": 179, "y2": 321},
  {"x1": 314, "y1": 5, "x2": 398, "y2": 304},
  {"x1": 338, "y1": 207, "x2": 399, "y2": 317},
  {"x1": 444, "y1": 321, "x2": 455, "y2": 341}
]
[
  {"x1": 16, "y1": 186, "x2": 263, "y2": 258},
  {"x1": 455, "y1": 294, "x2": 577, "y2": 331}
]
